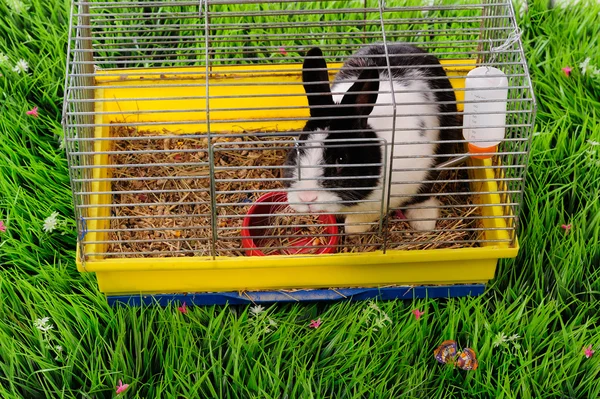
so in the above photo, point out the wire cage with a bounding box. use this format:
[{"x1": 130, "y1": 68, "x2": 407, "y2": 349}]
[{"x1": 62, "y1": 0, "x2": 536, "y2": 304}]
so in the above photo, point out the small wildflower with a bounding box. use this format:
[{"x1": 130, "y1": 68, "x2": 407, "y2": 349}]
[
  {"x1": 43, "y1": 211, "x2": 60, "y2": 233},
  {"x1": 5, "y1": 0, "x2": 29, "y2": 14},
  {"x1": 588, "y1": 140, "x2": 600, "y2": 146},
  {"x1": 263, "y1": 319, "x2": 278, "y2": 333},
  {"x1": 278, "y1": 47, "x2": 288, "y2": 56},
  {"x1": 561, "y1": 224, "x2": 572, "y2": 232},
  {"x1": 177, "y1": 302, "x2": 188, "y2": 314},
  {"x1": 492, "y1": 332, "x2": 508, "y2": 348},
  {"x1": 12, "y1": 59, "x2": 29, "y2": 74},
  {"x1": 584, "y1": 345, "x2": 594, "y2": 358},
  {"x1": 34, "y1": 317, "x2": 54, "y2": 332},
  {"x1": 115, "y1": 380, "x2": 129, "y2": 395},
  {"x1": 0, "y1": 220, "x2": 6, "y2": 233},
  {"x1": 26, "y1": 106, "x2": 38, "y2": 118},
  {"x1": 309, "y1": 318, "x2": 322, "y2": 329},
  {"x1": 54, "y1": 345, "x2": 63, "y2": 360},
  {"x1": 412, "y1": 309, "x2": 425, "y2": 320},
  {"x1": 518, "y1": 1, "x2": 528, "y2": 18},
  {"x1": 580, "y1": 58, "x2": 591, "y2": 75},
  {"x1": 364, "y1": 301, "x2": 392, "y2": 331},
  {"x1": 562, "y1": 66, "x2": 572, "y2": 77},
  {"x1": 579, "y1": 58, "x2": 599, "y2": 76},
  {"x1": 0, "y1": 52, "x2": 8, "y2": 65},
  {"x1": 493, "y1": 331, "x2": 522, "y2": 351},
  {"x1": 378, "y1": 314, "x2": 391, "y2": 324},
  {"x1": 249, "y1": 304, "x2": 265, "y2": 316}
]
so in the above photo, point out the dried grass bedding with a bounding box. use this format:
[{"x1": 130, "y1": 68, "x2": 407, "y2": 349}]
[{"x1": 106, "y1": 127, "x2": 482, "y2": 258}]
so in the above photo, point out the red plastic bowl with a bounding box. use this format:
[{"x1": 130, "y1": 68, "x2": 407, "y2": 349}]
[{"x1": 241, "y1": 191, "x2": 339, "y2": 256}]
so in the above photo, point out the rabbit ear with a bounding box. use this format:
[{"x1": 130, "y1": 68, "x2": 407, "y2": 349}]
[
  {"x1": 302, "y1": 47, "x2": 334, "y2": 117},
  {"x1": 341, "y1": 69, "x2": 380, "y2": 117}
]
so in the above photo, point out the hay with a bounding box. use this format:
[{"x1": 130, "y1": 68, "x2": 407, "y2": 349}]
[
  {"x1": 105, "y1": 127, "x2": 482, "y2": 258},
  {"x1": 341, "y1": 167, "x2": 483, "y2": 252},
  {"x1": 107, "y1": 126, "x2": 287, "y2": 257}
]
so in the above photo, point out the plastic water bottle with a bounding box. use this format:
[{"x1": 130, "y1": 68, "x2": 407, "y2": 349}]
[{"x1": 462, "y1": 66, "x2": 509, "y2": 159}]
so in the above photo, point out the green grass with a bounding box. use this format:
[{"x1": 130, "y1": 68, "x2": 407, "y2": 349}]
[
  {"x1": 1, "y1": 0, "x2": 600, "y2": 398},
  {"x1": 88, "y1": 0, "x2": 483, "y2": 68}
]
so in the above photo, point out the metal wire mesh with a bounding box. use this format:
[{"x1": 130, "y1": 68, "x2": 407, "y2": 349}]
[{"x1": 62, "y1": 0, "x2": 536, "y2": 262}]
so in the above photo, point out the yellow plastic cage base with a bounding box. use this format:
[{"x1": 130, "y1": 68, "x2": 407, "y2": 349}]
[{"x1": 77, "y1": 60, "x2": 519, "y2": 295}]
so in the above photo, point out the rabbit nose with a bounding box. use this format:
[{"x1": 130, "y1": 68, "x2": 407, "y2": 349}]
[{"x1": 299, "y1": 192, "x2": 318, "y2": 203}]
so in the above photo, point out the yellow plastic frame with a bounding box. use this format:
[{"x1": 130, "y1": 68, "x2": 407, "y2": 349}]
[{"x1": 78, "y1": 60, "x2": 519, "y2": 295}]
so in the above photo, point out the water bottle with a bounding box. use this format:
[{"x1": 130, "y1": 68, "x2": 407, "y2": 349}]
[{"x1": 462, "y1": 66, "x2": 509, "y2": 159}]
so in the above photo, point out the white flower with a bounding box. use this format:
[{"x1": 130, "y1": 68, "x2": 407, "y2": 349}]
[
  {"x1": 12, "y1": 59, "x2": 29, "y2": 74},
  {"x1": 493, "y1": 332, "x2": 522, "y2": 349},
  {"x1": 364, "y1": 301, "x2": 392, "y2": 331},
  {"x1": 492, "y1": 332, "x2": 508, "y2": 347},
  {"x1": 54, "y1": 345, "x2": 63, "y2": 360},
  {"x1": 371, "y1": 314, "x2": 392, "y2": 332},
  {"x1": 421, "y1": 0, "x2": 435, "y2": 15},
  {"x1": 580, "y1": 58, "x2": 591, "y2": 74},
  {"x1": 43, "y1": 211, "x2": 61, "y2": 233},
  {"x1": 518, "y1": 2, "x2": 528, "y2": 19},
  {"x1": 0, "y1": 52, "x2": 8, "y2": 65},
  {"x1": 588, "y1": 140, "x2": 600, "y2": 146},
  {"x1": 5, "y1": 0, "x2": 29, "y2": 14},
  {"x1": 34, "y1": 317, "x2": 54, "y2": 332},
  {"x1": 261, "y1": 317, "x2": 278, "y2": 333},
  {"x1": 249, "y1": 305, "x2": 265, "y2": 316},
  {"x1": 579, "y1": 57, "x2": 599, "y2": 76}
]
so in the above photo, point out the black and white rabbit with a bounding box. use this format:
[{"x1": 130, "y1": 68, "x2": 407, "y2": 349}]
[{"x1": 283, "y1": 44, "x2": 460, "y2": 234}]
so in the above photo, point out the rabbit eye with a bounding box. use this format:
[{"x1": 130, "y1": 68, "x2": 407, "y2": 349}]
[{"x1": 334, "y1": 156, "x2": 345, "y2": 174}]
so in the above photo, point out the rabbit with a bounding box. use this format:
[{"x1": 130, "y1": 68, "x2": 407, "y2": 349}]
[{"x1": 283, "y1": 43, "x2": 460, "y2": 234}]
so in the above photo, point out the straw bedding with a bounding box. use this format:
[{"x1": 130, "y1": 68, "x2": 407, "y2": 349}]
[{"x1": 106, "y1": 127, "x2": 482, "y2": 258}]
